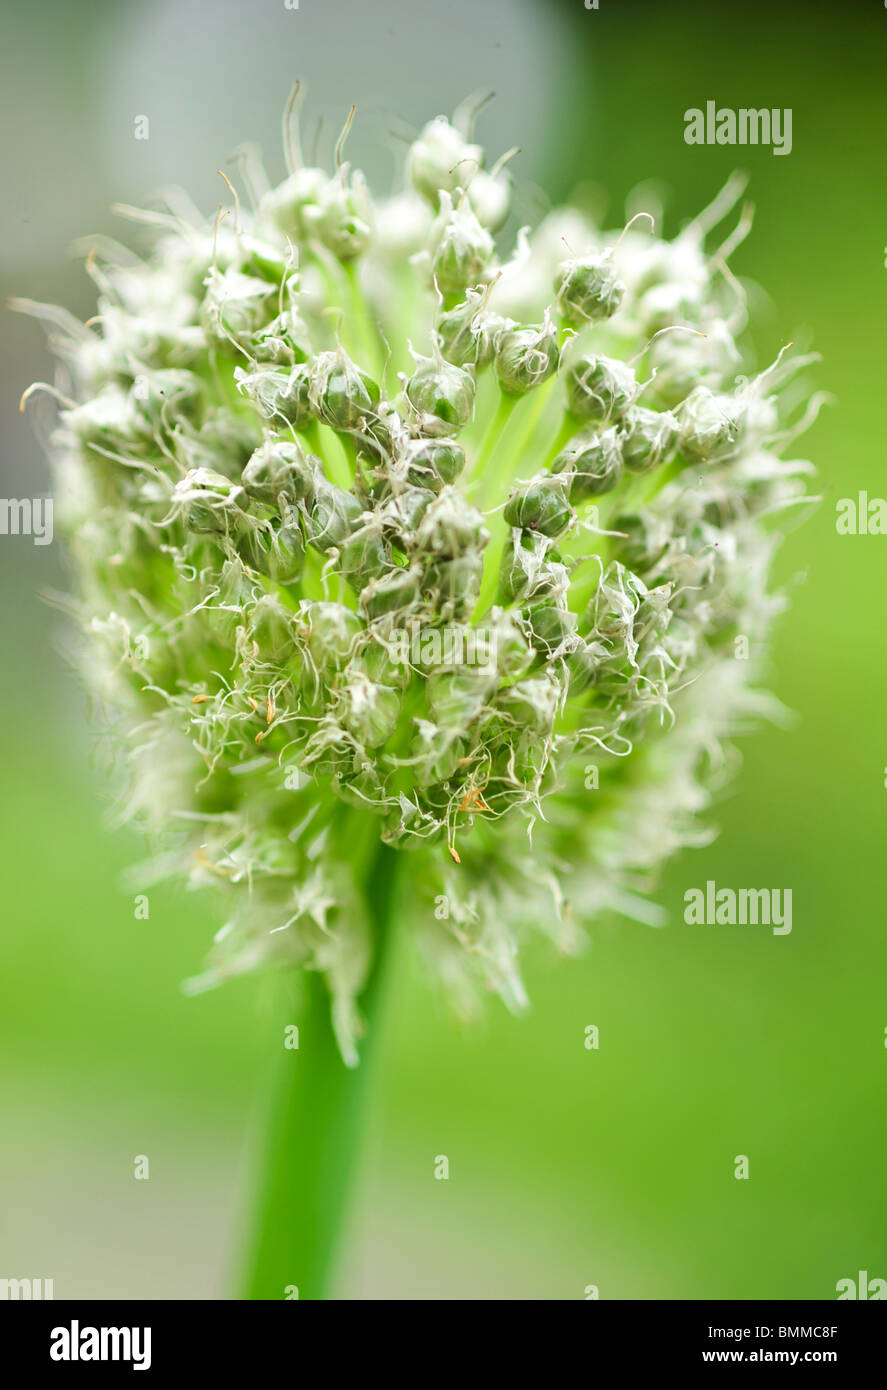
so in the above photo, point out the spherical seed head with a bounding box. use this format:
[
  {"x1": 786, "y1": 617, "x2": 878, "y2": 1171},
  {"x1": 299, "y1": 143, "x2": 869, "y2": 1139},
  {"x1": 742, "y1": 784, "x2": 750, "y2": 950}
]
[{"x1": 26, "y1": 92, "x2": 817, "y2": 1054}]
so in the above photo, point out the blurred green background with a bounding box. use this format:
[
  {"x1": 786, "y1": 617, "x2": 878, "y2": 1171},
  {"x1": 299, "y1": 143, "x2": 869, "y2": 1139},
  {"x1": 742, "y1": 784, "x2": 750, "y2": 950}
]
[{"x1": 1, "y1": 0, "x2": 884, "y2": 1299}]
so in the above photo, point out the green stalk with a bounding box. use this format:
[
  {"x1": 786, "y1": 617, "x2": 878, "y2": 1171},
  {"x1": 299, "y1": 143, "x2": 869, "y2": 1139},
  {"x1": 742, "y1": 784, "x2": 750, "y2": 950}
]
[{"x1": 240, "y1": 839, "x2": 399, "y2": 1300}]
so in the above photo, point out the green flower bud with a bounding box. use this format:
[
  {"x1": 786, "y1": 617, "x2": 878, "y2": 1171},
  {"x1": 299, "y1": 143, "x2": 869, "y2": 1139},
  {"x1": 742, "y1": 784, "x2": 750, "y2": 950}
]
[
  {"x1": 465, "y1": 166, "x2": 511, "y2": 232},
  {"x1": 66, "y1": 386, "x2": 141, "y2": 453},
  {"x1": 430, "y1": 191, "x2": 495, "y2": 296},
  {"x1": 400, "y1": 437, "x2": 467, "y2": 492},
  {"x1": 552, "y1": 427, "x2": 623, "y2": 501},
  {"x1": 303, "y1": 475, "x2": 363, "y2": 552},
  {"x1": 407, "y1": 116, "x2": 484, "y2": 205},
  {"x1": 404, "y1": 355, "x2": 476, "y2": 436},
  {"x1": 503, "y1": 475, "x2": 573, "y2": 538},
  {"x1": 359, "y1": 564, "x2": 422, "y2": 620},
  {"x1": 437, "y1": 288, "x2": 501, "y2": 369},
  {"x1": 311, "y1": 349, "x2": 380, "y2": 432},
  {"x1": 492, "y1": 671, "x2": 561, "y2": 736},
  {"x1": 500, "y1": 533, "x2": 570, "y2": 604},
  {"x1": 338, "y1": 671, "x2": 400, "y2": 748},
  {"x1": 297, "y1": 600, "x2": 363, "y2": 672},
  {"x1": 610, "y1": 512, "x2": 670, "y2": 574},
  {"x1": 241, "y1": 437, "x2": 315, "y2": 506},
  {"x1": 679, "y1": 387, "x2": 743, "y2": 462},
  {"x1": 494, "y1": 314, "x2": 560, "y2": 395},
  {"x1": 565, "y1": 354, "x2": 640, "y2": 425},
  {"x1": 564, "y1": 638, "x2": 601, "y2": 695},
  {"x1": 201, "y1": 267, "x2": 276, "y2": 345},
  {"x1": 261, "y1": 167, "x2": 330, "y2": 241},
  {"x1": 235, "y1": 363, "x2": 314, "y2": 429},
  {"x1": 620, "y1": 406, "x2": 679, "y2": 475},
  {"x1": 310, "y1": 169, "x2": 373, "y2": 262},
  {"x1": 525, "y1": 603, "x2": 578, "y2": 656},
  {"x1": 236, "y1": 517, "x2": 305, "y2": 583},
  {"x1": 554, "y1": 250, "x2": 625, "y2": 326},
  {"x1": 131, "y1": 369, "x2": 205, "y2": 433},
  {"x1": 172, "y1": 467, "x2": 246, "y2": 535},
  {"x1": 426, "y1": 664, "x2": 496, "y2": 727}
]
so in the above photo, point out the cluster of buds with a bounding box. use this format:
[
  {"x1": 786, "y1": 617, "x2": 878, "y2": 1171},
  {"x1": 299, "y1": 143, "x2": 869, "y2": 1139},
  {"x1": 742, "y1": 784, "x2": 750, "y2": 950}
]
[{"x1": 20, "y1": 92, "x2": 817, "y2": 1057}]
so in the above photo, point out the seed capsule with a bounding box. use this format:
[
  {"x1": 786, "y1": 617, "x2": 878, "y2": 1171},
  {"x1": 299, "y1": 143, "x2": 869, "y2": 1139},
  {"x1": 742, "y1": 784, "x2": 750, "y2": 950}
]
[
  {"x1": 303, "y1": 476, "x2": 363, "y2": 551},
  {"x1": 620, "y1": 407, "x2": 679, "y2": 475},
  {"x1": 552, "y1": 427, "x2": 623, "y2": 501},
  {"x1": 554, "y1": 251, "x2": 625, "y2": 326},
  {"x1": 337, "y1": 528, "x2": 390, "y2": 589},
  {"x1": 250, "y1": 311, "x2": 311, "y2": 366},
  {"x1": 297, "y1": 600, "x2": 363, "y2": 671},
  {"x1": 241, "y1": 438, "x2": 315, "y2": 506},
  {"x1": 503, "y1": 476, "x2": 573, "y2": 538},
  {"x1": 493, "y1": 672, "x2": 561, "y2": 735},
  {"x1": 408, "y1": 117, "x2": 484, "y2": 206},
  {"x1": 426, "y1": 665, "x2": 496, "y2": 727},
  {"x1": 565, "y1": 354, "x2": 639, "y2": 425},
  {"x1": 525, "y1": 603, "x2": 578, "y2": 656},
  {"x1": 404, "y1": 357, "x2": 476, "y2": 437},
  {"x1": 201, "y1": 267, "x2": 276, "y2": 345},
  {"x1": 310, "y1": 170, "x2": 373, "y2": 262},
  {"x1": 311, "y1": 350, "x2": 380, "y2": 433},
  {"x1": 338, "y1": 671, "x2": 400, "y2": 748},
  {"x1": 359, "y1": 564, "x2": 422, "y2": 620},
  {"x1": 500, "y1": 534, "x2": 570, "y2": 604},
  {"x1": 437, "y1": 288, "x2": 502, "y2": 369},
  {"x1": 494, "y1": 316, "x2": 560, "y2": 396},
  {"x1": 173, "y1": 467, "x2": 246, "y2": 535},
  {"x1": 430, "y1": 192, "x2": 495, "y2": 297},
  {"x1": 564, "y1": 639, "x2": 601, "y2": 695},
  {"x1": 610, "y1": 512, "x2": 670, "y2": 574},
  {"x1": 235, "y1": 363, "x2": 315, "y2": 429},
  {"x1": 422, "y1": 553, "x2": 484, "y2": 622},
  {"x1": 679, "y1": 387, "x2": 743, "y2": 463},
  {"x1": 236, "y1": 518, "x2": 305, "y2": 583},
  {"x1": 400, "y1": 437, "x2": 467, "y2": 492}
]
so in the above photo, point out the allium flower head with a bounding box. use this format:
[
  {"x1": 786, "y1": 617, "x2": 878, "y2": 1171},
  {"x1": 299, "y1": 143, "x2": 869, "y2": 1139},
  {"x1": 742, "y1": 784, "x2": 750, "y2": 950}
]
[{"x1": 20, "y1": 91, "x2": 818, "y2": 1062}]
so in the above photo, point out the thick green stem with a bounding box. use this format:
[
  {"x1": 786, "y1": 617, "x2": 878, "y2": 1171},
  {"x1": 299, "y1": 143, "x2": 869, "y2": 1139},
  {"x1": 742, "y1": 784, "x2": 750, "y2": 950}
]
[{"x1": 240, "y1": 840, "x2": 399, "y2": 1301}]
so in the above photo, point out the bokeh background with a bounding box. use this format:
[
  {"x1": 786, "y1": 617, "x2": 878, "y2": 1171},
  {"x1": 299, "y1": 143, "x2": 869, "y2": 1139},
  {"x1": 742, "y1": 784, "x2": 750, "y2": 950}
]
[{"x1": 2, "y1": 0, "x2": 884, "y2": 1299}]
